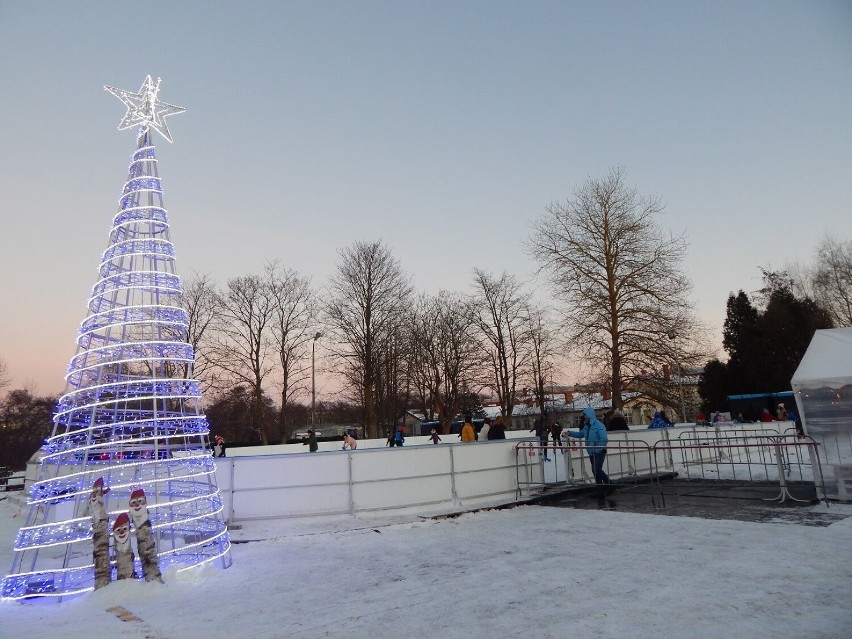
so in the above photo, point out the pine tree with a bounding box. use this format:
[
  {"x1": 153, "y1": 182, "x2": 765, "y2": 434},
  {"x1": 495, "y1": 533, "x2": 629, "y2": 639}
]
[
  {"x1": 2, "y1": 77, "x2": 232, "y2": 601},
  {"x1": 723, "y1": 291, "x2": 761, "y2": 393}
]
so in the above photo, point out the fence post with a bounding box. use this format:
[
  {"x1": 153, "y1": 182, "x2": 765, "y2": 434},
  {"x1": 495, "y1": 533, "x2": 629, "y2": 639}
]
[
  {"x1": 228, "y1": 457, "x2": 236, "y2": 524},
  {"x1": 348, "y1": 450, "x2": 355, "y2": 516},
  {"x1": 449, "y1": 444, "x2": 460, "y2": 506}
]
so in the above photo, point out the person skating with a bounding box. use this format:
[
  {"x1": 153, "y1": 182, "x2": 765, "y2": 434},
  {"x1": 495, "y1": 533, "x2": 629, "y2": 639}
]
[
  {"x1": 566, "y1": 407, "x2": 610, "y2": 490},
  {"x1": 304, "y1": 429, "x2": 319, "y2": 452},
  {"x1": 531, "y1": 413, "x2": 550, "y2": 460},
  {"x1": 478, "y1": 418, "x2": 491, "y2": 441},
  {"x1": 487, "y1": 416, "x2": 506, "y2": 440},
  {"x1": 343, "y1": 432, "x2": 358, "y2": 450},
  {"x1": 460, "y1": 415, "x2": 475, "y2": 443},
  {"x1": 550, "y1": 421, "x2": 563, "y2": 453}
]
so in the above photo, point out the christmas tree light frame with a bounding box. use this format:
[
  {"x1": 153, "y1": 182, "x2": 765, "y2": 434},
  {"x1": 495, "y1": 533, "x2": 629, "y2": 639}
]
[{"x1": 2, "y1": 76, "x2": 232, "y2": 601}]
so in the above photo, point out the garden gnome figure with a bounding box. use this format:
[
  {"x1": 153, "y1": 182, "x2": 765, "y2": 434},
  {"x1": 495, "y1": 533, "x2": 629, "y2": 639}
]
[
  {"x1": 85, "y1": 477, "x2": 111, "y2": 589},
  {"x1": 112, "y1": 512, "x2": 137, "y2": 579},
  {"x1": 128, "y1": 488, "x2": 163, "y2": 582}
]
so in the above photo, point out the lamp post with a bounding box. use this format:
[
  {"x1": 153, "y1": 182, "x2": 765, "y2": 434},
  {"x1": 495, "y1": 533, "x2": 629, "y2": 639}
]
[
  {"x1": 311, "y1": 332, "x2": 322, "y2": 426},
  {"x1": 666, "y1": 330, "x2": 687, "y2": 423}
]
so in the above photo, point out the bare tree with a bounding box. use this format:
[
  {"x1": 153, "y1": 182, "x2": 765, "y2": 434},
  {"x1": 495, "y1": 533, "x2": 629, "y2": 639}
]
[
  {"x1": 812, "y1": 236, "x2": 852, "y2": 327},
  {"x1": 523, "y1": 305, "x2": 559, "y2": 414},
  {"x1": 181, "y1": 272, "x2": 223, "y2": 393},
  {"x1": 374, "y1": 327, "x2": 409, "y2": 434},
  {"x1": 409, "y1": 292, "x2": 481, "y2": 434},
  {"x1": 528, "y1": 168, "x2": 706, "y2": 409},
  {"x1": 470, "y1": 269, "x2": 531, "y2": 420},
  {"x1": 325, "y1": 240, "x2": 412, "y2": 438},
  {"x1": 213, "y1": 274, "x2": 276, "y2": 444},
  {"x1": 265, "y1": 261, "x2": 316, "y2": 443},
  {"x1": 407, "y1": 294, "x2": 442, "y2": 424},
  {"x1": 0, "y1": 356, "x2": 9, "y2": 396}
]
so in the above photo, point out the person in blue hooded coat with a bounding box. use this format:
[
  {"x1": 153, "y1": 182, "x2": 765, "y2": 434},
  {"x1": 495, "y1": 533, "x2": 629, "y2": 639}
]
[
  {"x1": 647, "y1": 411, "x2": 671, "y2": 429},
  {"x1": 566, "y1": 407, "x2": 610, "y2": 486}
]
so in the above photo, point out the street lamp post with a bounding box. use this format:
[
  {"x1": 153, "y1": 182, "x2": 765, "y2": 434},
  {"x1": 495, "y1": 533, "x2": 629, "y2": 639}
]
[
  {"x1": 666, "y1": 330, "x2": 687, "y2": 423},
  {"x1": 311, "y1": 332, "x2": 322, "y2": 426},
  {"x1": 676, "y1": 362, "x2": 687, "y2": 423}
]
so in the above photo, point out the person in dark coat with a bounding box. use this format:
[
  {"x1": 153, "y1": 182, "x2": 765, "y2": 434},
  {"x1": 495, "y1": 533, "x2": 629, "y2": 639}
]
[
  {"x1": 304, "y1": 429, "x2": 318, "y2": 452},
  {"x1": 606, "y1": 410, "x2": 629, "y2": 431},
  {"x1": 488, "y1": 416, "x2": 506, "y2": 440},
  {"x1": 531, "y1": 413, "x2": 550, "y2": 460},
  {"x1": 550, "y1": 421, "x2": 563, "y2": 451}
]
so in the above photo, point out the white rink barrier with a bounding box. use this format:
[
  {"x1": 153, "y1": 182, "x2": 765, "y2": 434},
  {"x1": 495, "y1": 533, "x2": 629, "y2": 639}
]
[
  {"x1": 214, "y1": 439, "x2": 523, "y2": 522},
  {"x1": 211, "y1": 422, "x2": 790, "y2": 522}
]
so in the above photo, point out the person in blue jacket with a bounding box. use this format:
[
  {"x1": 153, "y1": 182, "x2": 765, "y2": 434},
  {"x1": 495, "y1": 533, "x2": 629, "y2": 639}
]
[
  {"x1": 566, "y1": 407, "x2": 610, "y2": 486},
  {"x1": 647, "y1": 411, "x2": 671, "y2": 429}
]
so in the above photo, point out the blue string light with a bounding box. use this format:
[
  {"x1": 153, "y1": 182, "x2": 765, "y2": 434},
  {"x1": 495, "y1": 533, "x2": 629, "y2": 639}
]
[{"x1": 2, "y1": 78, "x2": 232, "y2": 602}]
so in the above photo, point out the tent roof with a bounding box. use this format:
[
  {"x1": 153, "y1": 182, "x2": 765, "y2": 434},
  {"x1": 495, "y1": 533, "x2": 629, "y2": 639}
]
[{"x1": 791, "y1": 327, "x2": 852, "y2": 390}]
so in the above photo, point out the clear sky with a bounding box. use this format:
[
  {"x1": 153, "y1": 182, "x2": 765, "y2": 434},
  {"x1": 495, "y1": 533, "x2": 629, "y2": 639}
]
[{"x1": 1, "y1": 1, "x2": 850, "y2": 397}]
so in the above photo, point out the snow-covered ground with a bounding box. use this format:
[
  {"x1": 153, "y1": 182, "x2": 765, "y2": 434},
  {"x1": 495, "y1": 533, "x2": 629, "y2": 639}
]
[{"x1": 0, "y1": 494, "x2": 850, "y2": 639}]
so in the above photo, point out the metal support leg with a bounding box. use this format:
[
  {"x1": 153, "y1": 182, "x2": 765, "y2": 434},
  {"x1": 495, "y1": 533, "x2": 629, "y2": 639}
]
[{"x1": 763, "y1": 442, "x2": 809, "y2": 503}]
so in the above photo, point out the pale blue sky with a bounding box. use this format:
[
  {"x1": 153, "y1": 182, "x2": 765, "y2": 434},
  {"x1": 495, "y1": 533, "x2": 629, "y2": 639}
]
[{"x1": 1, "y1": 1, "x2": 850, "y2": 396}]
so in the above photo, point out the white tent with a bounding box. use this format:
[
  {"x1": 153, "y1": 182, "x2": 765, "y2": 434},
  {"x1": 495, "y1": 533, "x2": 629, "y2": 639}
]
[{"x1": 791, "y1": 328, "x2": 852, "y2": 501}]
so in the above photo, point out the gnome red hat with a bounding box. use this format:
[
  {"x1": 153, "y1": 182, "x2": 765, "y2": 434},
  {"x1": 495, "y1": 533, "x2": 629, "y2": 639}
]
[
  {"x1": 215, "y1": 435, "x2": 223, "y2": 443},
  {"x1": 129, "y1": 488, "x2": 148, "y2": 523},
  {"x1": 113, "y1": 512, "x2": 130, "y2": 531},
  {"x1": 93, "y1": 477, "x2": 110, "y2": 494}
]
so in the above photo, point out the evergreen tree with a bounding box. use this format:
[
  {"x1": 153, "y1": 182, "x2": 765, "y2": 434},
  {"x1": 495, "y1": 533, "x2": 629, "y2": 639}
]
[
  {"x1": 722, "y1": 291, "x2": 761, "y2": 393},
  {"x1": 700, "y1": 271, "x2": 834, "y2": 411},
  {"x1": 697, "y1": 359, "x2": 730, "y2": 414},
  {"x1": 759, "y1": 288, "x2": 833, "y2": 391},
  {"x1": 0, "y1": 389, "x2": 55, "y2": 471}
]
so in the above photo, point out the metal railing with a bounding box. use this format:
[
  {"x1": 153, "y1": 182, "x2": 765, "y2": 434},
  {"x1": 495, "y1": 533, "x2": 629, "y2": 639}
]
[
  {"x1": 514, "y1": 440, "x2": 657, "y2": 498},
  {"x1": 514, "y1": 433, "x2": 827, "y2": 504}
]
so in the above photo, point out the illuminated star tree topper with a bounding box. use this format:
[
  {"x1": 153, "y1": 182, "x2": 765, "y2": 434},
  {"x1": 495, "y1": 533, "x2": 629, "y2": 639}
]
[{"x1": 104, "y1": 75, "x2": 186, "y2": 142}]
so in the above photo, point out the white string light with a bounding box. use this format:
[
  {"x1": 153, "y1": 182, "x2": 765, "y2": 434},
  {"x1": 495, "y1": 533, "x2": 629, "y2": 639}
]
[
  {"x1": 104, "y1": 76, "x2": 186, "y2": 143},
  {"x1": 2, "y1": 79, "x2": 231, "y2": 602}
]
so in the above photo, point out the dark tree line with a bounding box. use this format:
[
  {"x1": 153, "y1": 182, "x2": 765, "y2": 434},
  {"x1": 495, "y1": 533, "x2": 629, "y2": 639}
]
[
  {"x1": 203, "y1": 385, "x2": 366, "y2": 444},
  {"x1": 0, "y1": 389, "x2": 56, "y2": 470},
  {"x1": 699, "y1": 271, "x2": 833, "y2": 413}
]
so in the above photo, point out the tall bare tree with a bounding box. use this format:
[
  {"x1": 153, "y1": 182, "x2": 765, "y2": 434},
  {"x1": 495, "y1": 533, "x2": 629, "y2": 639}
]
[
  {"x1": 523, "y1": 305, "x2": 559, "y2": 414},
  {"x1": 374, "y1": 327, "x2": 409, "y2": 434},
  {"x1": 812, "y1": 236, "x2": 852, "y2": 327},
  {"x1": 325, "y1": 240, "x2": 412, "y2": 438},
  {"x1": 265, "y1": 261, "x2": 316, "y2": 443},
  {"x1": 470, "y1": 269, "x2": 531, "y2": 420},
  {"x1": 407, "y1": 294, "x2": 442, "y2": 423},
  {"x1": 213, "y1": 274, "x2": 276, "y2": 444},
  {"x1": 0, "y1": 356, "x2": 9, "y2": 396},
  {"x1": 528, "y1": 168, "x2": 706, "y2": 409},
  {"x1": 181, "y1": 272, "x2": 223, "y2": 393},
  {"x1": 409, "y1": 292, "x2": 481, "y2": 434}
]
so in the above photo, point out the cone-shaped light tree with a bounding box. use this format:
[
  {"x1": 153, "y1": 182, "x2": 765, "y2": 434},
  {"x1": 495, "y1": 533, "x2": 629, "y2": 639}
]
[{"x1": 2, "y1": 76, "x2": 232, "y2": 601}]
